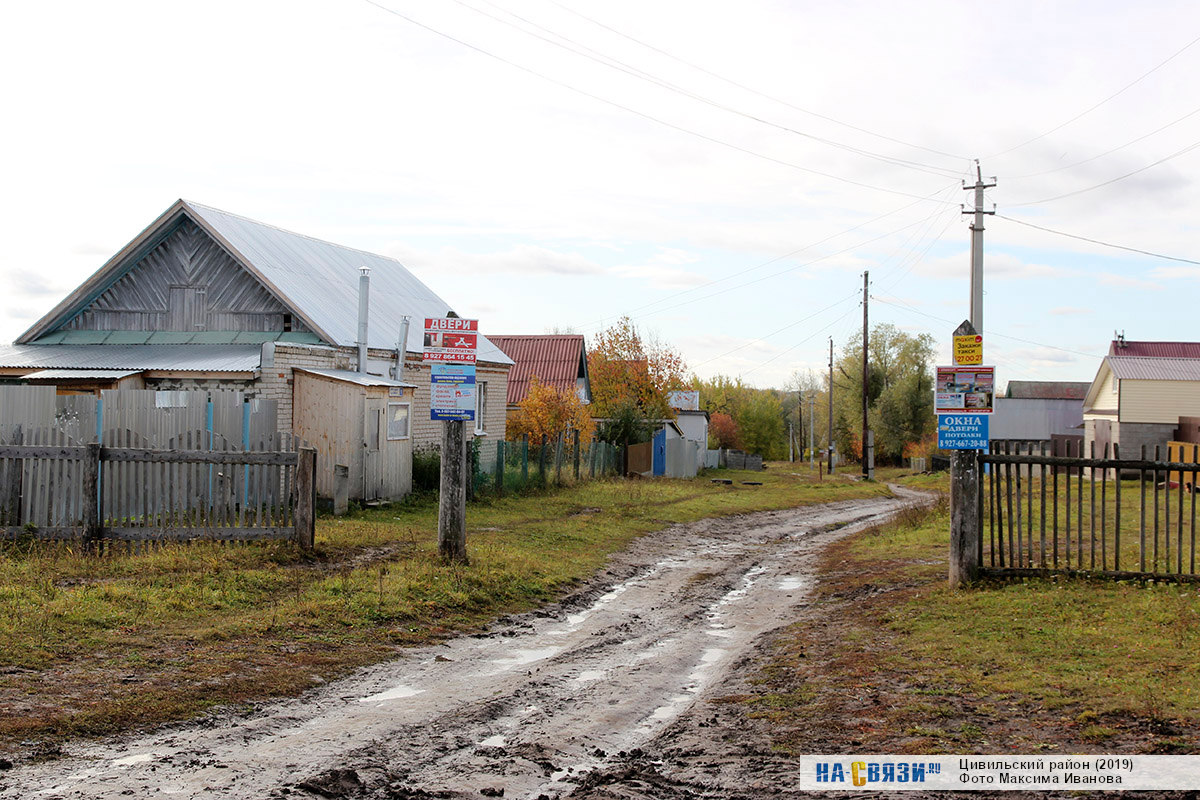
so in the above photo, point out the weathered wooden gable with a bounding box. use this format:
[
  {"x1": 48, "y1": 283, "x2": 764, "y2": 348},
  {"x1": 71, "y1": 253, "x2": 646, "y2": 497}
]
[{"x1": 63, "y1": 219, "x2": 309, "y2": 334}]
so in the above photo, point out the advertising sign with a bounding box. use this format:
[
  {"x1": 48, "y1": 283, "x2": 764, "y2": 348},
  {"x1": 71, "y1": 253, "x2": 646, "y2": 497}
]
[
  {"x1": 423, "y1": 317, "x2": 479, "y2": 363},
  {"x1": 935, "y1": 365, "x2": 994, "y2": 414},
  {"x1": 938, "y1": 414, "x2": 989, "y2": 450},
  {"x1": 953, "y1": 334, "x2": 983, "y2": 366},
  {"x1": 667, "y1": 390, "x2": 700, "y2": 411},
  {"x1": 429, "y1": 363, "x2": 476, "y2": 421}
]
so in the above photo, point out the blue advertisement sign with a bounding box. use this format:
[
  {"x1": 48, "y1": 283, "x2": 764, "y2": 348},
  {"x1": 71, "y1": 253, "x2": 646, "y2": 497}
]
[
  {"x1": 937, "y1": 414, "x2": 989, "y2": 450},
  {"x1": 430, "y1": 363, "x2": 476, "y2": 421}
]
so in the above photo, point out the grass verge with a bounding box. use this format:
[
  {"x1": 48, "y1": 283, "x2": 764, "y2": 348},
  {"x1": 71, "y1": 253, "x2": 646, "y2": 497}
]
[
  {"x1": 746, "y1": 473, "x2": 1200, "y2": 755},
  {"x1": 0, "y1": 463, "x2": 882, "y2": 757}
]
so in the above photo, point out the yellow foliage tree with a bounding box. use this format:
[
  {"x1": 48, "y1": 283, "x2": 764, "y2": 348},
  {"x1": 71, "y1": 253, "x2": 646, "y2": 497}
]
[{"x1": 509, "y1": 376, "x2": 596, "y2": 444}]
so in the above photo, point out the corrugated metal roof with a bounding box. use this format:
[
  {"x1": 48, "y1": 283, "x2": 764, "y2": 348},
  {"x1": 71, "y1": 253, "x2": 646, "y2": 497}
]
[
  {"x1": 1109, "y1": 340, "x2": 1200, "y2": 358},
  {"x1": 489, "y1": 335, "x2": 587, "y2": 405},
  {"x1": 0, "y1": 344, "x2": 260, "y2": 372},
  {"x1": 1106, "y1": 356, "x2": 1200, "y2": 381},
  {"x1": 33, "y1": 330, "x2": 321, "y2": 346},
  {"x1": 295, "y1": 368, "x2": 416, "y2": 389},
  {"x1": 1005, "y1": 380, "x2": 1091, "y2": 400},
  {"x1": 23, "y1": 368, "x2": 143, "y2": 380},
  {"x1": 185, "y1": 202, "x2": 513, "y2": 365}
]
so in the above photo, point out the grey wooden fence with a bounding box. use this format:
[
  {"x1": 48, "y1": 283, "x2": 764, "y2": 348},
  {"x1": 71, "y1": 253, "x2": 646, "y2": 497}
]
[
  {"x1": 979, "y1": 441, "x2": 1200, "y2": 582},
  {"x1": 0, "y1": 434, "x2": 315, "y2": 549}
]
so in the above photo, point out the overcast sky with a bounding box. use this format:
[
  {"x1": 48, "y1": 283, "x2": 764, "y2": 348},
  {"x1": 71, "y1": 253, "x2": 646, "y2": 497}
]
[{"x1": 2, "y1": 1, "x2": 1198, "y2": 390}]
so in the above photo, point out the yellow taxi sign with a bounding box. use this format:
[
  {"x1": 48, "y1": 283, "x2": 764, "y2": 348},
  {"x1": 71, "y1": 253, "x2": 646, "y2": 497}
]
[{"x1": 953, "y1": 334, "x2": 983, "y2": 365}]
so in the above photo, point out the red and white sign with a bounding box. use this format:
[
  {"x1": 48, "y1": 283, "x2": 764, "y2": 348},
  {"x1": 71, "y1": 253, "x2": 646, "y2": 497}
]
[{"x1": 423, "y1": 317, "x2": 479, "y2": 363}]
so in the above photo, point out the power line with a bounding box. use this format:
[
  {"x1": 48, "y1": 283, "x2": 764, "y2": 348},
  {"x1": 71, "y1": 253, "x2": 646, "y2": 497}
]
[
  {"x1": 469, "y1": 0, "x2": 968, "y2": 175},
  {"x1": 544, "y1": 0, "x2": 969, "y2": 162},
  {"x1": 1002, "y1": 103, "x2": 1200, "y2": 180},
  {"x1": 1007, "y1": 137, "x2": 1200, "y2": 206},
  {"x1": 871, "y1": 295, "x2": 1104, "y2": 359},
  {"x1": 988, "y1": 32, "x2": 1200, "y2": 159},
  {"x1": 996, "y1": 215, "x2": 1200, "y2": 265},
  {"x1": 581, "y1": 183, "x2": 962, "y2": 333},
  {"x1": 361, "y1": 0, "x2": 955, "y2": 202}
]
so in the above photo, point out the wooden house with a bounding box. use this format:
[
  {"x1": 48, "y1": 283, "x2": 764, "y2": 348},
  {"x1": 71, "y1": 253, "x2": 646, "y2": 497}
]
[{"x1": 0, "y1": 200, "x2": 512, "y2": 500}]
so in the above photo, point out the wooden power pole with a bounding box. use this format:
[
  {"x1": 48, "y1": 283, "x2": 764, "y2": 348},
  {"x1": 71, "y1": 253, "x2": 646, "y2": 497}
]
[
  {"x1": 862, "y1": 270, "x2": 870, "y2": 480},
  {"x1": 827, "y1": 338, "x2": 835, "y2": 475}
]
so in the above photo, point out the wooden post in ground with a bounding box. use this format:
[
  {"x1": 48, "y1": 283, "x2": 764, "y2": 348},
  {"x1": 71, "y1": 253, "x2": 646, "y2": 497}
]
[
  {"x1": 573, "y1": 430, "x2": 581, "y2": 481},
  {"x1": 83, "y1": 443, "x2": 102, "y2": 553},
  {"x1": 294, "y1": 447, "x2": 316, "y2": 550},
  {"x1": 949, "y1": 449, "x2": 980, "y2": 588},
  {"x1": 438, "y1": 420, "x2": 468, "y2": 563}
]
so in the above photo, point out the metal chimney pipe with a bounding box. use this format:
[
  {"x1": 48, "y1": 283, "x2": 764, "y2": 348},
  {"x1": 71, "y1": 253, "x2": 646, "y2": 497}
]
[
  {"x1": 393, "y1": 315, "x2": 411, "y2": 382},
  {"x1": 357, "y1": 266, "x2": 371, "y2": 374}
]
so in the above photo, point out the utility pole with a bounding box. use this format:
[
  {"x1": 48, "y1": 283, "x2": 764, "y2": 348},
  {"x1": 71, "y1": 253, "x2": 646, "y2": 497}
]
[
  {"x1": 862, "y1": 270, "x2": 870, "y2": 480},
  {"x1": 809, "y1": 393, "x2": 815, "y2": 467},
  {"x1": 797, "y1": 389, "x2": 804, "y2": 462},
  {"x1": 950, "y1": 162, "x2": 995, "y2": 588},
  {"x1": 827, "y1": 337, "x2": 835, "y2": 475}
]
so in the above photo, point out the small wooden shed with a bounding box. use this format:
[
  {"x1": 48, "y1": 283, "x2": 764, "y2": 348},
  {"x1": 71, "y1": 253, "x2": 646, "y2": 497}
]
[{"x1": 292, "y1": 368, "x2": 415, "y2": 502}]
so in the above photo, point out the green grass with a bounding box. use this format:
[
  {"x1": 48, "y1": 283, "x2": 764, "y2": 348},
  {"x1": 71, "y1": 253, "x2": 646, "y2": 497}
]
[
  {"x1": 0, "y1": 465, "x2": 883, "y2": 753},
  {"x1": 750, "y1": 476, "x2": 1200, "y2": 754}
]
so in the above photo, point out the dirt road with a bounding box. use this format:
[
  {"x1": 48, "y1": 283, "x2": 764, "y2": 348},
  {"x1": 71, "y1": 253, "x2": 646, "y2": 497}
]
[{"x1": 0, "y1": 488, "x2": 927, "y2": 800}]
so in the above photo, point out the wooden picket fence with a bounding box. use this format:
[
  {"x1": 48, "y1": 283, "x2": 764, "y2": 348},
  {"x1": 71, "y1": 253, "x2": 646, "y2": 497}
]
[{"x1": 0, "y1": 435, "x2": 315, "y2": 550}]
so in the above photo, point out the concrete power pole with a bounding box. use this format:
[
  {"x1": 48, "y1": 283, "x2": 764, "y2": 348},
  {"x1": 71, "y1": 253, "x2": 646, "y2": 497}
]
[
  {"x1": 862, "y1": 270, "x2": 870, "y2": 480},
  {"x1": 950, "y1": 163, "x2": 995, "y2": 588}
]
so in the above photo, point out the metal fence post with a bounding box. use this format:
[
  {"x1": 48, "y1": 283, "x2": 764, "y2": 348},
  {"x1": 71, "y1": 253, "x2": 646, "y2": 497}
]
[{"x1": 521, "y1": 435, "x2": 529, "y2": 484}]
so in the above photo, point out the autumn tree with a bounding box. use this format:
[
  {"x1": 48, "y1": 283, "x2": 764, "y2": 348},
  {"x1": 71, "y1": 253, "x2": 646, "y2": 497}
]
[
  {"x1": 509, "y1": 376, "x2": 595, "y2": 444},
  {"x1": 708, "y1": 412, "x2": 740, "y2": 449},
  {"x1": 589, "y1": 316, "x2": 687, "y2": 423},
  {"x1": 831, "y1": 323, "x2": 935, "y2": 464}
]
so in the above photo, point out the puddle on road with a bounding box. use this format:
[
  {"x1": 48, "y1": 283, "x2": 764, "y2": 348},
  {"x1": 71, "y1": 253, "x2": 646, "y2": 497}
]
[
  {"x1": 359, "y1": 684, "x2": 424, "y2": 703},
  {"x1": 479, "y1": 734, "x2": 506, "y2": 747},
  {"x1": 777, "y1": 576, "x2": 809, "y2": 591},
  {"x1": 111, "y1": 753, "x2": 156, "y2": 767},
  {"x1": 574, "y1": 669, "x2": 607, "y2": 682},
  {"x1": 699, "y1": 648, "x2": 725, "y2": 664},
  {"x1": 490, "y1": 646, "x2": 560, "y2": 671}
]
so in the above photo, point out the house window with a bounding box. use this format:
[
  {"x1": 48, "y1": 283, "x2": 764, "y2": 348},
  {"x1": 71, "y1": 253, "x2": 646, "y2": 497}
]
[
  {"x1": 387, "y1": 402, "x2": 410, "y2": 440},
  {"x1": 475, "y1": 381, "x2": 487, "y2": 434}
]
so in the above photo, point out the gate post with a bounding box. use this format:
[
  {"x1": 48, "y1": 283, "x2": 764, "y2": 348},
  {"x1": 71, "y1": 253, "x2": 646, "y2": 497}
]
[
  {"x1": 83, "y1": 443, "x2": 102, "y2": 553},
  {"x1": 949, "y1": 449, "x2": 981, "y2": 588},
  {"x1": 295, "y1": 447, "x2": 316, "y2": 551}
]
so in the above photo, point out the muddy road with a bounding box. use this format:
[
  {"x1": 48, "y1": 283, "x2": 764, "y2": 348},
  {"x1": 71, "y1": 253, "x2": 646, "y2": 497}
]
[{"x1": 0, "y1": 488, "x2": 928, "y2": 800}]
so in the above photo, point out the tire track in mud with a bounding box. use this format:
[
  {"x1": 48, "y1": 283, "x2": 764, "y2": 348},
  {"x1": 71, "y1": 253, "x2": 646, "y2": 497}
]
[{"x1": 0, "y1": 489, "x2": 929, "y2": 800}]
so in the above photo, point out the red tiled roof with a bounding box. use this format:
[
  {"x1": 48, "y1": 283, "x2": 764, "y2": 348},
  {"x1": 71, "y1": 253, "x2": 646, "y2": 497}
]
[
  {"x1": 1109, "y1": 340, "x2": 1200, "y2": 358},
  {"x1": 489, "y1": 335, "x2": 588, "y2": 406},
  {"x1": 1005, "y1": 380, "x2": 1090, "y2": 400}
]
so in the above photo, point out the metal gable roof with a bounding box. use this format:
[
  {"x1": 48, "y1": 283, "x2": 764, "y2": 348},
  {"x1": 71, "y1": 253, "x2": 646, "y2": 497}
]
[
  {"x1": 1004, "y1": 380, "x2": 1091, "y2": 400},
  {"x1": 489, "y1": 334, "x2": 587, "y2": 405},
  {"x1": 184, "y1": 202, "x2": 512, "y2": 365},
  {"x1": 0, "y1": 344, "x2": 261, "y2": 372},
  {"x1": 1109, "y1": 340, "x2": 1200, "y2": 358},
  {"x1": 1105, "y1": 356, "x2": 1200, "y2": 381},
  {"x1": 17, "y1": 200, "x2": 512, "y2": 367}
]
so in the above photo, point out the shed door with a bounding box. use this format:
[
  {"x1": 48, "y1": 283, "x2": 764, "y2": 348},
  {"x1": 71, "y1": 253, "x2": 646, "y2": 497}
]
[
  {"x1": 168, "y1": 286, "x2": 207, "y2": 331},
  {"x1": 364, "y1": 398, "x2": 385, "y2": 501}
]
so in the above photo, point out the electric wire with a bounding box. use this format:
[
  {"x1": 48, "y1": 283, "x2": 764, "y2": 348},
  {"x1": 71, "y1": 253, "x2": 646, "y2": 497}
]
[
  {"x1": 738, "y1": 303, "x2": 861, "y2": 379},
  {"x1": 361, "y1": 0, "x2": 956, "y2": 202},
  {"x1": 581, "y1": 182, "x2": 960, "y2": 333},
  {"x1": 996, "y1": 215, "x2": 1200, "y2": 265},
  {"x1": 459, "y1": 0, "x2": 966, "y2": 178},
  {"x1": 987, "y1": 32, "x2": 1200, "y2": 159},
  {"x1": 1006, "y1": 137, "x2": 1200, "y2": 206},
  {"x1": 544, "y1": 0, "x2": 970, "y2": 161},
  {"x1": 1002, "y1": 103, "x2": 1200, "y2": 180}
]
